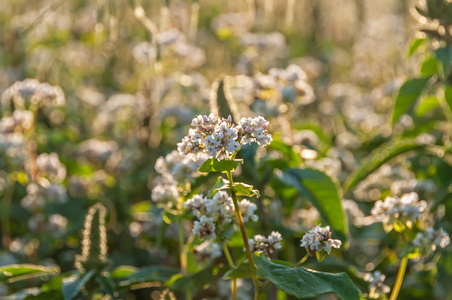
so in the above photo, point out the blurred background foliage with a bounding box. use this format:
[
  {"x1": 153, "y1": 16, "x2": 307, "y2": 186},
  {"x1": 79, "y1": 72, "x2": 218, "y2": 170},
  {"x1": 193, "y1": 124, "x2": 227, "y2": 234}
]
[{"x1": 1, "y1": 0, "x2": 452, "y2": 299}]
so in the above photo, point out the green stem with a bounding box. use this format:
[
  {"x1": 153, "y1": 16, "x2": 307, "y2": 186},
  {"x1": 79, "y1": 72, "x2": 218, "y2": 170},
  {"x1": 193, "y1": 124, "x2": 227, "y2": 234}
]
[
  {"x1": 1, "y1": 176, "x2": 14, "y2": 248},
  {"x1": 292, "y1": 253, "x2": 309, "y2": 268},
  {"x1": 226, "y1": 170, "x2": 261, "y2": 300},
  {"x1": 389, "y1": 256, "x2": 408, "y2": 300},
  {"x1": 221, "y1": 240, "x2": 237, "y2": 300},
  {"x1": 178, "y1": 217, "x2": 192, "y2": 300}
]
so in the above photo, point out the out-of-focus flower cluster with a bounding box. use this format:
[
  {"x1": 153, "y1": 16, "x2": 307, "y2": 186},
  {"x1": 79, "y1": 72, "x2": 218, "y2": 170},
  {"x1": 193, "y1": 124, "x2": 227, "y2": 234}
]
[
  {"x1": 193, "y1": 241, "x2": 222, "y2": 262},
  {"x1": 151, "y1": 150, "x2": 207, "y2": 208},
  {"x1": 364, "y1": 270, "x2": 391, "y2": 299},
  {"x1": 371, "y1": 192, "x2": 428, "y2": 232},
  {"x1": 1, "y1": 79, "x2": 65, "y2": 110},
  {"x1": 413, "y1": 227, "x2": 450, "y2": 256},
  {"x1": 185, "y1": 191, "x2": 258, "y2": 240},
  {"x1": 178, "y1": 114, "x2": 272, "y2": 160},
  {"x1": 248, "y1": 231, "x2": 283, "y2": 255}
]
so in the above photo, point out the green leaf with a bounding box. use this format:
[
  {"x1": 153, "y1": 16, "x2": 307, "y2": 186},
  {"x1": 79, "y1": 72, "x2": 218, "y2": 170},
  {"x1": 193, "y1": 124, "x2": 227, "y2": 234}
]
[
  {"x1": 116, "y1": 266, "x2": 178, "y2": 288},
  {"x1": 343, "y1": 139, "x2": 425, "y2": 194},
  {"x1": 199, "y1": 158, "x2": 243, "y2": 173},
  {"x1": 392, "y1": 77, "x2": 430, "y2": 126},
  {"x1": 232, "y1": 182, "x2": 260, "y2": 197},
  {"x1": 435, "y1": 45, "x2": 452, "y2": 77},
  {"x1": 279, "y1": 168, "x2": 347, "y2": 241},
  {"x1": 62, "y1": 270, "x2": 96, "y2": 300},
  {"x1": 267, "y1": 140, "x2": 301, "y2": 166},
  {"x1": 254, "y1": 253, "x2": 364, "y2": 300},
  {"x1": 0, "y1": 264, "x2": 60, "y2": 282},
  {"x1": 166, "y1": 268, "x2": 212, "y2": 291},
  {"x1": 415, "y1": 95, "x2": 440, "y2": 116},
  {"x1": 445, "y1": 86, "x2": 452, "y2": 113},
  {"x1": 420, "y1": 56, "x2": 439, "y2": 77},
  {"x1": 223, "y1": 263, "x2": 252, "y2": 279},
  {"x1": 207, "y1": 176, "x2": 229, "y2": 198},
  {"x1": 408, "y1": 37, "x2": 426, "y2": 57},
  {"x1": 96, "y1": 275, "x2": 116, "y2": 296},
  {"x1": 110, "y1": 265, "x2": 138, "y2": 279}
]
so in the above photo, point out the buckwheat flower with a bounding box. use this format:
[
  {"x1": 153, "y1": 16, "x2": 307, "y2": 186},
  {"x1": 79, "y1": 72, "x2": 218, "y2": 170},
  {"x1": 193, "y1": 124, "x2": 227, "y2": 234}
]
[
  {"x1": 300, "y1": 225, "x2": 342, "y2": 256},
  {"x1": 178, "y1": 114, "x2": 271, "y2": 160},
  {"x1": 364, "y1": 271, "x2": 390, "y2": 299},
  {"x1": 151, "y1": 175, "x2": 179, "y2": 208},
  {"x1": 371, "y1": 192, "x2": 427, "y2": 232},
  {"x1": 206, "y1": 191, "x2": 235, "y2": 223},
  {"x1": 193, "y1": 241, "x2": 222, "y2": 262},
  {"x1": 413, "y1": 227, "x2": 450, "y2": 256},
  {"x1": 155, "y1": 150, "x2": 207, "y2": 182},
  {"x1": 1, "y1": 79, "x2": 65, "y2": 109},
  {"x1": 249, "y1": 231, "x2": 283, "y2": 254},
  {"x1": 35, "y1": 152, "x2": 67, "y2": 182},
  {"x1": 239, "y1": 199, "x2": 259, "y2": 223},
  {"x1": 193, "y1": 215, "x2": 216, "y2": 240},
  {"x1": 184, "y1": 194, "x2": 205, "y2": 217},
  {"x1": 177, "y1": 129, "x2": 205, "y2": 160},
  {"x1": 0, "y1": 110, "x2": 34, "y2": 134},
  {"x1": 238, "y1": 116, "x2": 272, "y2": 147}
]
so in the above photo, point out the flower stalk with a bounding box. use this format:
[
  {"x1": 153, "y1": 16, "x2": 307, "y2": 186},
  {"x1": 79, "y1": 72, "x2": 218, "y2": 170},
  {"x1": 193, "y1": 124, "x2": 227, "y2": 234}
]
[
  {"x1": 221, "y1": 240, "x2": 237, "y2": 300},
  {"x1": 226, "y1": 169, "x2": 261, "y2": 300},
  {"x1": 389, "y1": 256, "x2": 408, "y2": 300}
]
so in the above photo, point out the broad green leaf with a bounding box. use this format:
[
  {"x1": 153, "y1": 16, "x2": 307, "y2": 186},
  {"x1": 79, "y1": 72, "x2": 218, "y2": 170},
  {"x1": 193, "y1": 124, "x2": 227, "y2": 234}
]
[
  {"x1": 420, "y1": 56, "x2": 439, "y2": 77},
  {"x1": 254, "y1": 253, "x2": 364, "y2": 300},
  {"x1": 62, "y1": 270, "x2": 96, "y2": 300},
  {"x1": 7, "y1": 289, "x2": 62, "y2": 300},
  {"x1": 199, "y1": 158, "x2": 243, "y2": 173},
  {"x1": 392, "y1": 77, "x2": 430, "y2": 126},
  {"x1": 223, "y1": 263, "x2": 252, "y2": 279},
  {"x1": 445, "y1": 86, "x2": 452, "y2": 113},
  {"x1": 110, "y1": 265, "x2": 137, "y2": 279},
  {"x1": 165, "y1": 268, "x2": 212, "y2": 291},
  {"x1": 408, "y1": 37, "x2": 426, "y2": 57},
  {"x1": 279, "y1": 168, "x2": 347, "y2": 241},
  {"x1": 207, "y1": 176, "x2": 228, "y2": 198},
  {"x1": 96, "y1": 275, "x2": 116, "y2": 296},
  {"x1": 0, "y1": 264, "x2": 60, "y2": 282},
  {"x1": 415, "y1": 95, "x2": 439, "y2": 116},
  {"x1": 116, "y1": 266, "x2": 178, "y2": 288},
  {"x1": 343, "y1": 139, "x2": 425, "y2": 194},
  {"x1": 435, "y1": 45, "x2": 452, "y2": 77},
  {"x1": 232, "y1": 182, "x2": 260, "y2": 197}
]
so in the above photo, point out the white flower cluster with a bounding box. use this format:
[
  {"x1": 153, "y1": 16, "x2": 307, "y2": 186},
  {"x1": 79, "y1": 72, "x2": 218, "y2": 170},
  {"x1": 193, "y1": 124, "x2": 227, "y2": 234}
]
[
  {"x1": 151, "y1": 175, "x2": 179, "y2": 208},
  {"x1": 21, "y1": 180, "x2": 67, "y2": 208},
  {"x1": 193, "y1": 241, "x2": 222, "y2": 262},
  {"x1": 300, "y1": 225, "x2": 342, "y2": 256},
  {"x1": 371, "y1": 192, "x2": 427, "y2": 231},
  {"x1": 0, "y1": 111, "x2": 35, "y2": 160},
  {"x1": 155, "y1": 150, "x2": 207, "y2": 182},
  {"x1": 28, "y1": 213, "x2": 68, "y2": 238},
  {"x1": 413, "y1": 227, "x2": 450, "y2": 255},
  {"x1": 1, "y1": 79, "x2": 65, "y2": 109},
  {"x1": 364, "y1": 271, "x2": 390, "y2": 299},
  {"x1": 248, "y1": 231, "x2": 283, "y2": 254},
  {"x1": 178, "y1": 114, "x2": 272, "y2": 160},
  {"x1": 185, "y1": 191, "x2": 258, "y2": 240},
  {"x1": 35, "y1": 152, "x2": 67, "y2": 183},
  {"x1": 254, "y1": 64, "x2": 315, "y2": 106},
  {"x1": 0, "y1": 110, "x2": 34, "y2": 134}
]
